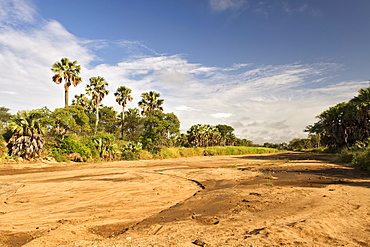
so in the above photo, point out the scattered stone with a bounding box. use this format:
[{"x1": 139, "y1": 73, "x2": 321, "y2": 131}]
[
  {"x1": 244, "y1": 227, "x2": 266, "y2": 238},
  {"x1": 193, "y1": 239, "x2": 209, "y2": 246},
  {"x1": 249, "y1": 192, "x2": 262, "y2": 196}
]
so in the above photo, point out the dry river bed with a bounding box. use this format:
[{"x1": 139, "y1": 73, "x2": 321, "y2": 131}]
[{"x1": 0, "y1": 152, "x2": 369, "y2": 247}]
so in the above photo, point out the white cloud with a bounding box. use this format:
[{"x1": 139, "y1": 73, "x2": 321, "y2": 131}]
[
  {"x1": 211, "y1": 113, "x2": 232, "y2": 118},
  {"x1": 175, "y1": 105, "x2": 200, "y2": 112},
  {"x1": 209, "y1": 0, "x2": 247, "y2": 12}
]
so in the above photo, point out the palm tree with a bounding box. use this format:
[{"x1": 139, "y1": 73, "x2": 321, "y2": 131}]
[
  {"x1": 86, "y1": 76, "x2": 110, "y2": 133},
  {"x1": 114, "y1": 86, "x2": 133, "y2": 138},
  {"x1": 72, "y1": 93, "x2": 95, "y2": 112},
  {"x1": 138, "y1": 91, "x2": 164, "y2": 115},
  {"x1": 7, "y1": 111, "x2": 46, "y2": 160},
  {"x1": 51, "y1": 58, "x2": 82, "y2": 107}
]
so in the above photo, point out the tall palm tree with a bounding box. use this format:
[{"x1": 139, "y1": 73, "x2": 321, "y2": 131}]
[
  {"x1": 51, "y1": 58, "x2": 82, "y2": 107},
  {"x1": 138, "y1": 91, "x2": 164, "y2": 115},
  {"x1": 114, "y1": 86, "x2": 133, "y2": 138},
  {"x1": 86, "y1": 76, "x2": 110, "y2": 133}
]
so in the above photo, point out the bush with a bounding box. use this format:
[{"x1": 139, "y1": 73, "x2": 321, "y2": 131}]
[
  {"x1": 0, "y1": 137, "x2": 7, "y2": 158},
  {"x1": 337, "y1": 140, "x2": 370, "y2": 171},
  {"x1": 92, "y1": 132, "x2": 119, "y2": 160},
  {"x1": 121, "y1": 142, "x2": 142, "y2": 160},
  {"x1": 56, "y1": 135, "x2": 91, "y2": 161},
  {"x1": 137, "y1": 150, "x2": 154, "y2": 160},
  {"x1": 351, "y1": 151, "x2": 370, "y2": 170}
]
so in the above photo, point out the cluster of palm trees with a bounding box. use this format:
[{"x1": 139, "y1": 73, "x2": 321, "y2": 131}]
[
  {"x1": 2, "y1": 57, "x2": 243, "y2": 160},
  {"x1": 185, "y1": 124, "x2": 237, "y2": 147},
  {"x1": 306, "y1": 87, "x2": 370, "y2": 148},
  {"x1": 51, "y1": 58, "x2": 165, "y2": 135}
]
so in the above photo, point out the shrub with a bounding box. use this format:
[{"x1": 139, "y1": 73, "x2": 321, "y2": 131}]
[
  {"x1": 56, "y1": 135, "x2": 91, "y2": 161},
  {"x1": 121, "y1": 142, "x2": 142, "y2": 160},
  {"x1": 337, "y1": 140, "x2": 370, "y2": 171},
  {"x1": 92, "y1": 132, "x2": 119, "y2": 160},
  {"x1": 0, "y1": 137, "x2": 7, "y2": 158},
  {"x1": 137, "y1": 150, "x2": 153, "y2": 160}
]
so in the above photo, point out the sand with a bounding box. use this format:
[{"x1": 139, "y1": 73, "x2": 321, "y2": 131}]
[{"x1": 0, "y1": 152, "x2": 369, "y2": 247}]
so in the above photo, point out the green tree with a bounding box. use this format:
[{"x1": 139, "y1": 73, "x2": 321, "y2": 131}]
[
  {"x1": 235, "y1": 138, "x2": 254, "y2": 147},
  {"x1": 115, "y1": 86, "x2": 133, "y2": 138},
  {"x1": 50, "y1": 106, "x2": 91, "y2": 137},
  {"x1": 138, "y1": 91, "x2": 164, "y2": 115},
  {"x1": 51, "y1": 58, "x2": 82, "y2": 107},
  {"x1": 98, "y1": 106, "x2": 119, "y2": 134},
  {"x1": 306, "y1": 87, "x2": 370, "y2": 148},
  {"x1": 187, "y1": 124, "x2": 221, "y2": 147},
  {"x1": 123, "y1": 108, "x2": 143, "y2": 142},
  {"x1": 86, "y1": 76, "x2": 110, "y2": 134},
  {"x1": 0, "y1": 107, "x2": 13, "y2": 132},
  {"x1": 216, "y1": 124, "x2": 237, "y2": 146},
  {"x1": 7, "y1": 111, "x2": 46, "y2": 159},
  {"x1": 72, "y1": 93, "x2": 94, "y2": 112},
  {"x1": 141, "y1": 110, "x2": 180, "y2": 150}
]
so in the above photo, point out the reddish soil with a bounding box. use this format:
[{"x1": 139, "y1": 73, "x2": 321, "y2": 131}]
[{"x1": 0, "y1": 152, "x2": 369, "y2": 247}]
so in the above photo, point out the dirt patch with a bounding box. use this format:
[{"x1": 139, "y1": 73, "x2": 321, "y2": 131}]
[{"x1": 0, "y1": 152, "x2": 369, "y2": 246}]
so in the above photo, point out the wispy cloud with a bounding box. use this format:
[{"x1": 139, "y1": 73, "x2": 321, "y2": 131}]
[
  {"x1": 209, "y1": 0, "x2": 247, "y2": 12},
  {"x1": 0, "y1": 0, "x2": 37, "y2": 26}
]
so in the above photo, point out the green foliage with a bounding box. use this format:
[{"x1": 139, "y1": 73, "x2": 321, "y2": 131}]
[
  {"x1": 337, "y1": 139, "x2": 370, "y2": 170},
  {"x1": 51, "y1": 106, "x2": 91, "y2": 136},
  {"x1": 203, "y1": 146, "x2": 278, "y2": 156},
  {"x1": 72, "y1": 94, "x2": 94, "y2": 112},
  {"x1": 92, "y1": 132, "x2": 119, "y2": 160},
  {"x1": 57, "y1": 135, "x2": 91, "y2": 161},
  {"x1": 86, "y1": 76, "x2": 110, "y2": 133},
  {"x1": 6, "y1": 110, "x2": 46, "y2": 159},
  {"x1": 187, "y1": 124, "x2": 221, "y2": 147},
  {"x1": 115, "y1": 86, "x2": 133, "y2": 138},
  {"x1": 97, "y1": 106, "x2": 119, "y2": 134},
  {"x1": 137, "y1": 150, "x2": 154, "y2": 160},
  {"x1": 235, "y1": 138, "x2": 254, "y2": 147},
  {"x1": 0, "y1": 106, "x2": 12, "y2": 131},
  {"x1": 216, "y1": 124, "x2": 237, "y2": 146},
  {"x1": 0, "y1": 135, "x2": 7, "y2": 158},
  {"x1": 123, "y1": 108, "x2": 143, "y2": 141},
  {"x1": 121, "y1": 142, "x2": 142, "y2": 160},
  {"x1": 51, "y1": 58, "x2": 82, "y2": 107},
  {"x1": 139, "y1": 146, "x2": 278, "y2": 159},
  {"x1": 138, "y1": 91, "x2": 164, "y2": 115},
  {"x1": 306, "y1": 87, "x2": 370, "y2": 148},
  {"x1": 141, "y1": 110, "x2": 180, "y2": 149}
]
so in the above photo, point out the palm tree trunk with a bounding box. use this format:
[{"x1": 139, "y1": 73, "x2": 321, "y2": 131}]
[
  {"x1": 64, "y1": 84, "x2": 69, "y2": 107},
  {"x1": 95, "y1": 106, "x2": 99, "y2": 134},
  {"x1": 121, "y1": 106, "x2": 125, "y2": 139}
]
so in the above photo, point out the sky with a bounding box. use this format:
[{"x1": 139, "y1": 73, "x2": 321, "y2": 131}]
[{"x1": 0, "y1": 0, "x2": 369, "y2": 144}]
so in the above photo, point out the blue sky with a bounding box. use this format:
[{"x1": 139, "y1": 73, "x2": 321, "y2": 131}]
[{"x1": 0, "y1": 0, "x2": 369, "y2": 144}]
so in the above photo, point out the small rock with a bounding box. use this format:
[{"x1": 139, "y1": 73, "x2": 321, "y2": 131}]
[{"x1": 193, "y1": 239, "x2": 209, "y2": 246}]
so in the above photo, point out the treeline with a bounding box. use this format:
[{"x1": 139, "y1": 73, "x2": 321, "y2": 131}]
[
  {"x1": 263, "y1": 87, "x2": 370, "y2": 170},
  {"x1": 304, "y1": 87, "x2": 370, "y2": 170},
  {"x1": 0, "y1": 105, "x2": 257, "y2": 162},
  {"x1": 0, "y1": 58, "x2": 263, "y2": 162}
]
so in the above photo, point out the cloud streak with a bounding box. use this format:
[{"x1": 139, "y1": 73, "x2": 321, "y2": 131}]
[{"x1": 209, "y1": 0, "x2": 247, "y2": 12}]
